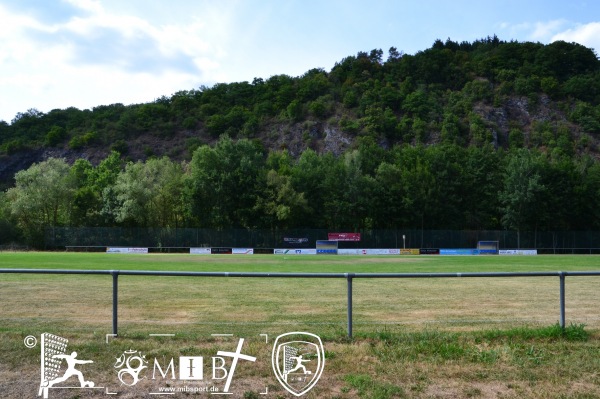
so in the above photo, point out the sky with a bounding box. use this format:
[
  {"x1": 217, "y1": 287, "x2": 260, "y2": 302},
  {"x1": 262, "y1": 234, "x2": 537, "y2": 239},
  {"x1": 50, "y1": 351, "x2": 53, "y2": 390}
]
[{"x1": 1, "y1": 0, "x2": 600, "y2": 124}]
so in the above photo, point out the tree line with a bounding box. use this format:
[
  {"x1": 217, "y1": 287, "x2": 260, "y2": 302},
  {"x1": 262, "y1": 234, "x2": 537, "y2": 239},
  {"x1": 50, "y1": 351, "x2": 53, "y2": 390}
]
[{"x1": 2, "y1": 135, "x2": 600, "y2": 246}]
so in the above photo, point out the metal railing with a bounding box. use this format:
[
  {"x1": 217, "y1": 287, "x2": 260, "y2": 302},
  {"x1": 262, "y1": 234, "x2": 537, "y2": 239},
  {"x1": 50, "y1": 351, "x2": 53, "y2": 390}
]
[{"x1": 2, "y1": 269, "x2": 600, "y2": 338}]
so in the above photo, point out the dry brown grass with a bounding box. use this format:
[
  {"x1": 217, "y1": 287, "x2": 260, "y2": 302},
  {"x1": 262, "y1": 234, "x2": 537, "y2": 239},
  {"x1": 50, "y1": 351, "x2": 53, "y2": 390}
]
[
  {"x1": 2, "y1": 254, "x2": 600, "y2": 398},
  {"x1": 1, "y1": 272, "x2": 599, "y2": 335}
]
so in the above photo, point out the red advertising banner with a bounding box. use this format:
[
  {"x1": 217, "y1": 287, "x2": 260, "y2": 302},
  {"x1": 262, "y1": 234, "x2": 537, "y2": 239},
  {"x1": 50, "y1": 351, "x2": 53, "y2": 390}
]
[{"x1": 328, "y1": 232, "x2": 361, "y2": 242}]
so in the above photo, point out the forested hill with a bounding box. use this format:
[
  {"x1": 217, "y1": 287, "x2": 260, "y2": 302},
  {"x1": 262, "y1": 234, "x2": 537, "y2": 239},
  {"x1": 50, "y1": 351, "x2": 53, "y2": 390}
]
[
  {"x1": 2, "y1": 36, "x2": 600, "y2": 245},
  {"x1": 1, "y1": 36, "x2": 600, "y2": 183}
]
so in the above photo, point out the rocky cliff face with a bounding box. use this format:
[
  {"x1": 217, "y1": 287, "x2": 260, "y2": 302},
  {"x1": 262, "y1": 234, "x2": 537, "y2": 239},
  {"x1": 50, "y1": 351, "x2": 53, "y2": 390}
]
[
  {"x1": 0, "y1": 95, "x2": 594, "y2": 189},
  {"x1": 472, "y1": 94, "x2": 585, "y2": 149}
]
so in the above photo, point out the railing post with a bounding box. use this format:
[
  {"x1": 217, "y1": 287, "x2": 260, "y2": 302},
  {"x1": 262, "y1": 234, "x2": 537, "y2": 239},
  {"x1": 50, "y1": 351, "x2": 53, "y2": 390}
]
[
  {"x1": 346, "y1": 273, "x2": 354, "y2": 339},
  {"x1": 112, "y1": 271, "x2": 119, "y2": 336},
  {"x1": 559, "y1": 272, "x2": 565, "y2": 331}
]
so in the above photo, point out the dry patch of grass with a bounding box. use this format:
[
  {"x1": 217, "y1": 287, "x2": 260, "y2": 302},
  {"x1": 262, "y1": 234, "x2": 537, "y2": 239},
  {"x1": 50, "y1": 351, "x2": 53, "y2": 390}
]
[
  {"x1": 1, "y1": 272, "x2": 600, "y2": 336},
  {"x1": 2, "y1": 254, "x2": 600, "y2": 397}
]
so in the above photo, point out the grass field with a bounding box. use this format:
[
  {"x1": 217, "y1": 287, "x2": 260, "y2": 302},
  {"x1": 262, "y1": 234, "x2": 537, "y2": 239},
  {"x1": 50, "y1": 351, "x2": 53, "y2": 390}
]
[{"x1": 1, "y1": 253, "x2": 600, "y2": 398}]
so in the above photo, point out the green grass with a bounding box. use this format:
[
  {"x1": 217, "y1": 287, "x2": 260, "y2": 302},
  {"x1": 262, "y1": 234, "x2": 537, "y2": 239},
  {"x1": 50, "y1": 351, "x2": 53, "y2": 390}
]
[
  {"x1": 3, "y1": 252, "x2": 600, "y2": 272},
  {"x1": 2, "y1": 253, "x2": 600, "y2": 398}
]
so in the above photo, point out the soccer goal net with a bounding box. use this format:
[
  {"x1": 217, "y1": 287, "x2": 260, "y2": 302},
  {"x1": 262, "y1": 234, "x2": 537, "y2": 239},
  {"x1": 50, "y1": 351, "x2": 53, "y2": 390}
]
[{"x1": 477, "y1": 241, "x2": 499, "y2": 255}]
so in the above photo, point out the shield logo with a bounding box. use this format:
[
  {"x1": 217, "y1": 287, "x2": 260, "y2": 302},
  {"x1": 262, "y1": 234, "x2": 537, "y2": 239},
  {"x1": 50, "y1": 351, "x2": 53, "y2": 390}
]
[{"x1": 272, "y1": 332, "x2": 325, "y2": 396}]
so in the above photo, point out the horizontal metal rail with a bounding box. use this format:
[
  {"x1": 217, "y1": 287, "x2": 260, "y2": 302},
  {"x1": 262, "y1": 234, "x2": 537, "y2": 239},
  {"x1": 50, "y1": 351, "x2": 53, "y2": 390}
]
[{"x1": 2, "y1": 269, "x2": 600, "y2": 338}]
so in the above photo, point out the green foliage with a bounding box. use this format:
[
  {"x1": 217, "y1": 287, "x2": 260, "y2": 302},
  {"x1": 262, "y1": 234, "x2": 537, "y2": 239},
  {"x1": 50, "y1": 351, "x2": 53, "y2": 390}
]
[
  {"x1": 509, "y1": 128, "x2": 524, "y2": 148},
  {"x1": 185, "y1": 135, "x2": 265, "y2": 228},
  {"x1": 570, "y1": 101, "x2": 600, "y2": 133},
  {"x1": 44, "y1": 126, "x2": 67, "y2": 147},
  {"x1": 111, "y1": 157, "x2": 184, "y2": 227},
  {"x1": 3, "y1": 38, "x2": 600, "y2": 237},
  {"x1": 111, "y1": 139, "x2": 128, "y2": 154},
  {"x1": 462, "y1": 79, "x2": 494, "y2": 103},
  {"x1": 344, "y1": 374, "x2": 405, "y2": 399},
  {"x1": 479, "y1": 323, "x2": 588, "y2": 342},
  {"x1": 5, "y1": 158, "x2": 76, "y2": 244},
  {"x1": 255, "y1": 169, "x2": 309, "y2": 228},
  {"x1": 0, "y1": 192, "x2": 21, "y2": 244},
  {"x1": 0, "y1": 38, "x2": 598, "y2": 159},
  {"x1": 1, "y1": 139, "x2": 28, "y2": 154},
  {"x1": 499, "y1": 149, "x2": 546, "y2": 233},
  {"x1": 69, "y1": 131, "x2": 98, "y2": 149},
  {"x1": 339, "y1": 116, "x2": 360, "y2": 134},
  {"x1": 286, "y1": 99, "x2": 304, "y2": 122}
]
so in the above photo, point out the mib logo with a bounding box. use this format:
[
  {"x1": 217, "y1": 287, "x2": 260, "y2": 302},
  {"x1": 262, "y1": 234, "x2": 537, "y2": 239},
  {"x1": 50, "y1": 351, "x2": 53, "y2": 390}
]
[
  {"x1": 113, "y1": 338, "x2": 256, "y2": 394},
  {"x1": 272, "y1": 332, "x2": 325, "y2": 396},
  {"x1": 26, "y1": 331, "x2": 325, "y2": 397},
  {"x1": 114, "y1": 349, "x2": 147, "y2": 386}
]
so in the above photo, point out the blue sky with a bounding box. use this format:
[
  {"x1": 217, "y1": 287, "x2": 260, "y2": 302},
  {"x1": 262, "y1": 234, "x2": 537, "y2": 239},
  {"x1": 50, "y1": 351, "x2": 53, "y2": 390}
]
[{"x1": 1, "y1": 0, "x2": 599, "y2": 123}]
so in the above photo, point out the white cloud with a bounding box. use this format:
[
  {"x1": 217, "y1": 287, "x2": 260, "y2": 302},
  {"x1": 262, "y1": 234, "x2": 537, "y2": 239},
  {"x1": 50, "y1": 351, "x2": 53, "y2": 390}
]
[
  {"x1": 530, "y1": 20, "x2": 568, "y2": 41},
  {"x1": 0, "y1": 1, "x2": 236, "y2": 122},
  {"x1": 551, "y1": 22, "x2": 600, "y2": 53},
  {"x1": 498, "y1": 19, "x2": 568, "y2": 42},
  {"x1": 497, "y1": 19, "x2": 600, "y2": 54}
]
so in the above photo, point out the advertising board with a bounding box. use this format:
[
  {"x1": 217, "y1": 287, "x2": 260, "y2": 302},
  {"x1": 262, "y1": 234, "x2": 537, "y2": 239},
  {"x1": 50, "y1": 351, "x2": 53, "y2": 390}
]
[
  {"x1": 419, "y1": 248, "x2": 440, "y2": 255},
  {"x1": 211, "y1": 247, "x2": 233, "y2": 254},
  {"x1": 328, "y1": 233, "x2": 361, "y2": 241},
  {"x1": 499, "y1": 249, "x2": 538, "y2": 255},
  {"x1": 232, "y1": 248, "x2": 254, "y2": 255},
  {"x1": 274, "y1": 249, "x2": 317, "y2": 255},
  {"x1": 283, "y1": 237, "x2": 309, "y2": 245},
  {"x1": 107, "y1": 247, "x2": 148, "y2": 254},
  {"x1": 400, "y1": 249, "x2": 420, "y2": 255},
  {"x1": 190, "y1": 248, "x2": 211, "y2": 255},
  {"x1": 253, "y1": 248, "x2": 275, "y2": 255},
  {"x1": 440, "y1": 249, "x2": 479, "y2": 255}
]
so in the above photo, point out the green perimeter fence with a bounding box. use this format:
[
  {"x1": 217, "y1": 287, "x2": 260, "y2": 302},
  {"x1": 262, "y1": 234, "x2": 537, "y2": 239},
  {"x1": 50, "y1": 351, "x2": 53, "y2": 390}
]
[{"x1": 45, "y1": 227, "x2": 600, "y2": 253}]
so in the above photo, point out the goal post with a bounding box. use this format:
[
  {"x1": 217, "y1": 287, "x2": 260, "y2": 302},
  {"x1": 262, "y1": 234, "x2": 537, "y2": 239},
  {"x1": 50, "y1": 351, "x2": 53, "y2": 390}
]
[{"x1": 477, "y1": 241, "x2": 499, "y2": 255}]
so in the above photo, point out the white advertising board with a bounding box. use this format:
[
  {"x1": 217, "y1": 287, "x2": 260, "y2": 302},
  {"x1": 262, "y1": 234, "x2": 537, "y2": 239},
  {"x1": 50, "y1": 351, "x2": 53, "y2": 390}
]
[
  {"x1": 499, "y1": 249, "x2": 538, "y2": 255},
  {"x1": 106, "y1": 247, "x2": 148, "y2": 254},
  {"x1": 338, "y1": 249, "x2": 400, "y2": 255},
  {"x1": 190, "y1": 248, "x2": 211, "y2": 255},
  {"x1": 274, "y1": 249, "x2": 317, "y2": 255},
  {"x1": 232, "y1": 248, "x2": 254, "y2": 255}
]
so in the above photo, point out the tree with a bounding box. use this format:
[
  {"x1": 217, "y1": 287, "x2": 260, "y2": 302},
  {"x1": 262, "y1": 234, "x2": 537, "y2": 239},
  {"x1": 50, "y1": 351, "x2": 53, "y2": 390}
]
[
  {"x1": 0, "y1": 191, "x2": 20, "y2": 244},
  {"x1": 372, "y1": 161, "x2": 406, "y2": 228},
  {"x1": 289, "y1": 149, "x2": 327, "y2": 228},
  {"x1": 69, "y1": 151, "x2": 123, "y2": 226},
  {"x1": 499, "y1": 150, "x2": 546, "y2": 247},
  {"x1": 255, "y1": 170, "x2": 309, "y2": 229},
  {"x1": 6, "y1": 158, "x2": 76, "y2": 245},
  {"x1": 45, "y1": 125, "x2": 67, "y2": 147},
  {"x1": 111, "y1": 157, "x2": 184, "y2": 227},
  {"x1": 461, "y1": 146, "x2": 503, "y2": 228},
  {"x1": 186, "y1": 136, "x2": 265, "y2": 228},
  {"x1": 400, "y1": 148, "x2": 436, "y2": 245},
  {"x1": 70, "y1": 159, "x2": 96, "y2": 226}
]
